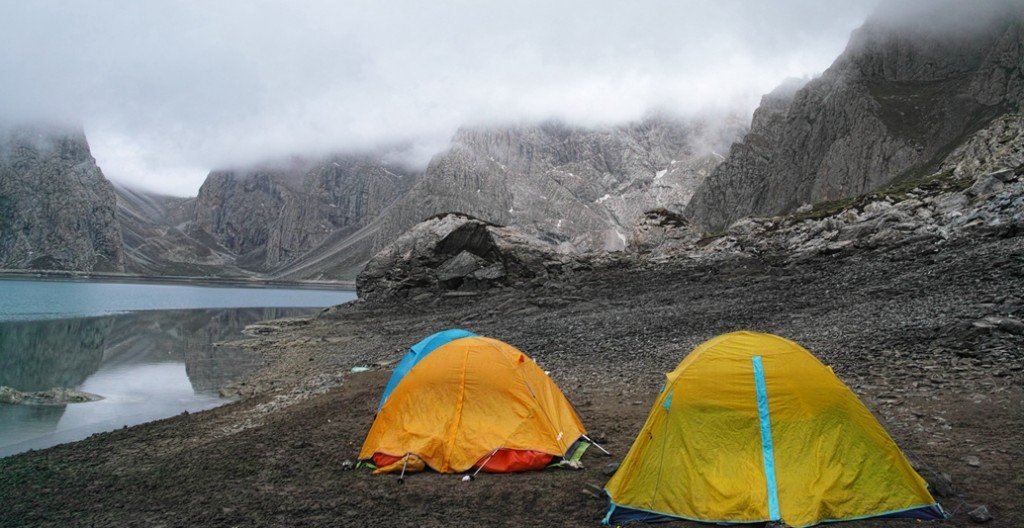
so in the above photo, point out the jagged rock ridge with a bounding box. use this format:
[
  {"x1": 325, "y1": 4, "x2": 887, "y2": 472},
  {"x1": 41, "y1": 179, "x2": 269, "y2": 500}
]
[
  {"x1": 637, "y1": 113, "x2": 1024, "y2": 261},
  {"x1": 686, "y1": 0, "x2": 1024, "y2": 230},
  {"x1": 171, "y1": 115, "x2": 742, "y2": 281},
  {"x1": 374, "y1": 116, "x2": 745, "y2": 255},
  {"x1": 0, "y1": 124, "x2": 125, "y2": 272}
]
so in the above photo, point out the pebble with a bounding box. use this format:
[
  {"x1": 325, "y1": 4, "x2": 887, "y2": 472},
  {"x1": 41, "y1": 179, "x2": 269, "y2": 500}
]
[
  {"x1": 968, "y1": 504, "x2": 993, "y2": 523},
  {"x1": 580, "y1": 483, "x2": 604, "y2": 499}
]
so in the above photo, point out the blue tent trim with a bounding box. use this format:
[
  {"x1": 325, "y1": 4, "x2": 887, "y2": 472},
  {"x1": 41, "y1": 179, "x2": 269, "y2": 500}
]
[
  {"x1": 751, "y1": 356, "x2": 780, "y2": 521},
  {"x1": 376, "y1": 329, "x2": 477, "y2": 411}
]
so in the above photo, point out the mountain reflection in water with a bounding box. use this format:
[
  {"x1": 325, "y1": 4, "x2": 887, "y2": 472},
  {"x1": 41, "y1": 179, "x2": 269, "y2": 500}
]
[{"x1": 0, "y1": 307, "x2": 314, "y2": 457}]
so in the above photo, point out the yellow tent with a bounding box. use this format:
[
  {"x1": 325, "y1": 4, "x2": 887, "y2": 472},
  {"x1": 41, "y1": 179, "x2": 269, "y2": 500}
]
[
  {"x1": 604, "y1": 331, "x2": 946, "y2": 527},
  {"x1": 359, "y1": 336, "x2": 587, "y2": 473}
]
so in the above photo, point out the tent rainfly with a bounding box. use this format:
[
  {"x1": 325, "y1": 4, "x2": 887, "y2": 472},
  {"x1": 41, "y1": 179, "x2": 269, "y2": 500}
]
[
  {"x1": 377, "y1": 328, "x2": 477, "y2": 412},
  {"x1": 361, "y1": 335, "x2": 588, "y2": 474},
  {"x1": 604, "y1": 331, "x2": 947, "y2": 527}
]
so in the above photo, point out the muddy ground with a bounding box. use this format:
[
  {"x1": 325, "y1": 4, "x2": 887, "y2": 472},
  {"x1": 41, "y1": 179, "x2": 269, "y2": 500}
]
[{"x1": 1, "y1": 232, "x2": 1022, "y2": 527}]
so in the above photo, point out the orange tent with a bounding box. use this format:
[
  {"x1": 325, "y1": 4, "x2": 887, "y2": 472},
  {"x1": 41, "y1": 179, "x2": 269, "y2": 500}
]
[{"x1": 359, "y1": 336, "x2": 587, "y2": 473}]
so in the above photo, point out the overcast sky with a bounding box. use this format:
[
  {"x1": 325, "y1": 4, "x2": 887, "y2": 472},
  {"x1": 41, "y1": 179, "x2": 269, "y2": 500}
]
[{"x1": 1, "y1": 0, "x2": 881, "y2": 196}]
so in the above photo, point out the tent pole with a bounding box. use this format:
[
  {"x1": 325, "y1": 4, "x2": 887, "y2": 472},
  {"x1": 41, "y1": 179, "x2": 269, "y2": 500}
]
[{"x1": 582, "y1": 434, "x2": 611, "y2": 455}]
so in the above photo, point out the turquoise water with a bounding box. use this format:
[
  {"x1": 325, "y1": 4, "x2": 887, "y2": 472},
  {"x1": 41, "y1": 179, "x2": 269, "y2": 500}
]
[
  {"x1": 0, "y1": 280, "x2": 355, "y2": 457},
  {"x1": 0, "y1": 278, "x2": 356, "y2": 322}
]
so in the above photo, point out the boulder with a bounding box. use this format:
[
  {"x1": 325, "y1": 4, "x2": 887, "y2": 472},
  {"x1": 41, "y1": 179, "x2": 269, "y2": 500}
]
[
  {"x1": 627, "y1": 208, "x2": 702, "y2": 254},
  {"x1": 0, "y1": 386, "x2": 104, "y2": 405},
  {"x1": 356, "y1": 213, "x2": 562, "y2": 301}
]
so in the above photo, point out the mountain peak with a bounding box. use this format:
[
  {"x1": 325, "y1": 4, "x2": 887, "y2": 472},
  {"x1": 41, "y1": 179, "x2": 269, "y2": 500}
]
[{"x1": 685, "y1": 0, "x2": 1024, "y2": 230}]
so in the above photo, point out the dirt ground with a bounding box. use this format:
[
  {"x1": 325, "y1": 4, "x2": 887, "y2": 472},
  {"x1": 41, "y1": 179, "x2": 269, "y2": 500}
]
[{"x1": 1, "y1": 232, "x2": 1022, "y2": 527}]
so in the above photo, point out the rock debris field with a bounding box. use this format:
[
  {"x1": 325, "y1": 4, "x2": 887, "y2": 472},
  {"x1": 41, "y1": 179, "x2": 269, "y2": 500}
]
[{"x1": 1, "y1": 230, "x2": 1022, "y2": 527}]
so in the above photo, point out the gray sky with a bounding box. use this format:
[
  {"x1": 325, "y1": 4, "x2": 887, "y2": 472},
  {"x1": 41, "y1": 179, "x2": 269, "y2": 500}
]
[{"x1": 1, "y1": 0, "x2": 880, "y2": 196}]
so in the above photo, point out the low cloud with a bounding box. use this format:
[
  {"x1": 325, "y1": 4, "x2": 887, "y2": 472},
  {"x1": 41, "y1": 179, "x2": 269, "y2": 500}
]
[{"x1": 1, "y1": 0, "x2": 882, "y2": 196}]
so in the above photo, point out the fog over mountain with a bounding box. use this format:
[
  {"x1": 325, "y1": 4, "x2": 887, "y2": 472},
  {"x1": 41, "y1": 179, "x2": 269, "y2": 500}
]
[
  {"x1": 685, "y1": 0, "x2": 1024, "y2": 229},
  {"x1": 0, "y1": 0, "x2": 880, "y2": 196}
]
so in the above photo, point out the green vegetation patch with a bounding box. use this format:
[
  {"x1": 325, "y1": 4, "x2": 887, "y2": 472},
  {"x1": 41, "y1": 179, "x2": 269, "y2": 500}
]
[
  {"x1": 793, "y1": 169, "x2": 973, "y2": 222},
  {"x1": 792, "y1": 197, "x2": 860, "y2": 222},
  {"x1": 874, "y1": 169, "x2": 973, "y2": 200},
  {"x1": 696, "y1": 231, "x2": 728, "y2": 246}
]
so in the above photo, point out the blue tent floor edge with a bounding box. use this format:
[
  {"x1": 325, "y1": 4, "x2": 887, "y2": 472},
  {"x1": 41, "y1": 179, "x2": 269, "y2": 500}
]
[
  {"x1": 603, "y1": 501, "x2": 771, "y2": 526},
  {"x1": 603, "y1": 501, "x2": 948, "y2": 527}
]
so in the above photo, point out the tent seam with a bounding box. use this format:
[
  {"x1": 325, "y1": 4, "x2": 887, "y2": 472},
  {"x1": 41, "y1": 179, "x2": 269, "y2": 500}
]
[
  {"x1": 510, "y1": 348, "x2": 575, "y2": 456},
  {"x1": 443, "y1": 343, "x2": 470, "y2": 473}
]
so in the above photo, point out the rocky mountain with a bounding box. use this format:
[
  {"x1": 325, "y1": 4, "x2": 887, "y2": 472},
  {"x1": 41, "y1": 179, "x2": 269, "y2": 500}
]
[
  {"x1": 373, "y1": 116, "x2": 744, "y2": 255},
  {"x1": 190, "y1": 154, "x2": 418, "y2": 279},
  {"x1": 114, "y1": 184, "x2": 249, "y2": 277},
  {"x1": 631, "y1": 111, "x2": 1024, "y2": 261},
  {"x1": 0, "y1": 123, "x2": 125, "y2": 272},
  {"x1": 110, "y1": 153, "x2": 421, "y2": 281},
  {"x1": 10, "y1": 2, "x2": 1022, "y2": 282},
  {"x1": 169, "y1": 115, "x2": 741, "y2": 281},
  {"x1": 357, "y1": 115, "x2": 1024, "y2": 303},
  {"x1": 686, "y1": 0, "x2": 1024, "y2": 230}
]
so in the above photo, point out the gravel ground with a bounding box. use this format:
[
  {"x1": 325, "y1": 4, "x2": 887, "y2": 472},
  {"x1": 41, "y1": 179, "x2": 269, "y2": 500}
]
[{"x1": 1, "y1": 231, "x2": 1022, "y2": 527}]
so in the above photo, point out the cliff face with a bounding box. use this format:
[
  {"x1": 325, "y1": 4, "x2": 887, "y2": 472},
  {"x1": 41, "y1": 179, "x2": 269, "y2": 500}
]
[
  {"x1": 686, "y1": 0, "x2": 1024, "y2": 230},
  {"x1": 114, "y1": 184, "x2": 247, "y2": 277},
  {"x1": 190, "y1": 154, "x2": 417, "y2": 276},
  {"x1": 261, "y1": 158, "x2": 414, "y2": 268},
  {"x1": 374, "y1": 116, "x2": 744, "y2": 253},
  {"x1": 0, "y1": 124, "x2": 125, "y2": 271},
  {"x1": 192, "y1": 170, "x2": 291, "y2": 263}
]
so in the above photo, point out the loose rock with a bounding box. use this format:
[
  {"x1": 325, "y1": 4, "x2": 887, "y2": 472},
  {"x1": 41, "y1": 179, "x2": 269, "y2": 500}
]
[{"x1": 968, "y1": 505, "x2": 993, "y2": 523}]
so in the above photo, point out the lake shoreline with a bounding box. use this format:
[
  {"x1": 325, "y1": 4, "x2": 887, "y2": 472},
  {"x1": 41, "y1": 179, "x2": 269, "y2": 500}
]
[
  {"x1": 0, "y1": 306, "x2": 332, "y2": 458},
  {"x1": 0, "y1": 279, "x2": 355, "y2": 458},
  {"x1": 0, "y1": 269, "x2": 355, "y2": 290}
]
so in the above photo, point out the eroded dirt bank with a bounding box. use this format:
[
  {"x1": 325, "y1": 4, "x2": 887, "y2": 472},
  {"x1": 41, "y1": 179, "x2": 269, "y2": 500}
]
[{"x1": 1, "y1": 233, "x2": 1022, "y2": 527}]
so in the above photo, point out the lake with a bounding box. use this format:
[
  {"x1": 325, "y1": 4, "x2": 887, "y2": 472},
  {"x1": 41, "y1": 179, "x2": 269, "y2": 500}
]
[
  {"x1": 0, "y1": 279, "x2": 356, "y2": 457},
  {"x1": 0, "y1": 278, "x2": 355, "y2": 322}
]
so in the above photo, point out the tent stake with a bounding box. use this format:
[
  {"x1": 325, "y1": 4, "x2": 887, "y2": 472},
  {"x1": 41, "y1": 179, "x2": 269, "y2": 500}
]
[
  {"x1": 397, "y1": 454, "x2": 410, "y2": 484},
  {"x1": 582, "y1": 434, "x2": 611, "y2": 456}
]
